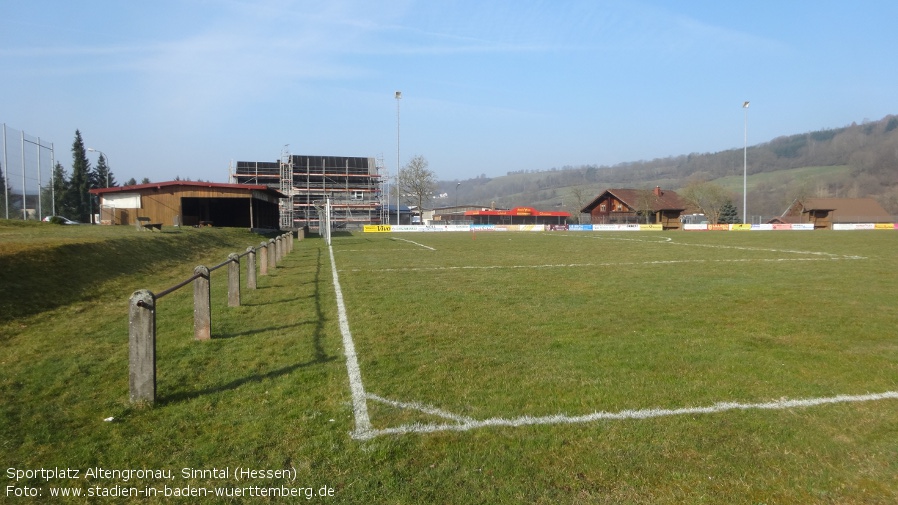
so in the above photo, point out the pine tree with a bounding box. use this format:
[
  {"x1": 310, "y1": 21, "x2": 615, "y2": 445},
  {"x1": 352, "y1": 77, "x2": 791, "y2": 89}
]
[
  {"x1": 50, "y1": 162, "x2": 71, "y2": 217},
  {"x1": 68, "y1": 130, "x2": 92, "y2": 222},
  {"x1": 93, "y1": 154, "x2": 117, "y2": 188},
  {"x1": 719, "y1": 200, "x2": 740, "y2": 224}
]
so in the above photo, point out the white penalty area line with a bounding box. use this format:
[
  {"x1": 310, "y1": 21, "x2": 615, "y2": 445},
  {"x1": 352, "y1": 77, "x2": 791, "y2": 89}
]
[
  {"x1": 356, "y1": 391, "x2": 898, "y2": 439},
  {"x1": 327, "y1": 242, "x2": 373, "y2": 438},
  {"x1": 558, "y1": 233, "x2": 868, "y2": 260},
  {"x1": 390, "y1": 237, "x2": 436, "y2": 250},
  {"x1": 346, "y1": 256, "x2": 861, "y2": 273}
]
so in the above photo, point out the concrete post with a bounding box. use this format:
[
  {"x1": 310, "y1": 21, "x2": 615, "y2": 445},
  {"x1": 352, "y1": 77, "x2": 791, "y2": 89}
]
[
  {"x1": 227, "y1": 253, "x2": 240, "y2": 307},
  {"x1": 287, "y1": 232, "x2": 293, "y2": 254},
  {"x1": 246, "y1": 246, "x2": 256, "y2": 289},
  {"x1": 298, "y1": 227, "x2": 305, "y2": 241},
  {"x1": 276, "y1": 236, "x2": 283, "y2": 263},
  {"x1": 259, "y1": 242, "x2": 268, "y2": 276},
  {"x1": 268, "y1": 239, "x2": 277, "y2": 270},
  {"x1": 129, "y1": 289, "x2": 156, "y2": 404},
  {"x1": 194, "y1": 265, "x2": 211, "y2": 341}
]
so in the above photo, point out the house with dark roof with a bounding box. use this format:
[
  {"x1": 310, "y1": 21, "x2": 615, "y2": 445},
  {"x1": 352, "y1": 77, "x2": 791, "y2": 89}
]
[
  {"x1": 580, "y1": 187, "x2": 689, "y2": 230},
  {"x1": 780, "y1": 197, "x2": 892, "y2": 229}
]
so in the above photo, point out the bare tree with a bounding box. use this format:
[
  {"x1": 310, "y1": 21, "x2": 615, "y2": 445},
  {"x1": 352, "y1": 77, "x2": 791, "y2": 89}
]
[
  {"x1": 633, "y1": 189, "x2": 656, "y2": 224},
  {"x1": 399, "y1": 155, "x2": 437, "y2": 224},
  {"x1": 566, "y1": 185, "x2": 594, "y2": 224},
  {"x1": 680, "y1": 180, "x2": 733, "y2": 224}
]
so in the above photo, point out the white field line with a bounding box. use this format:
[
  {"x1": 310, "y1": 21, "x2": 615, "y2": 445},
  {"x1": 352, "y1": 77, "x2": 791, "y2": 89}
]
[
  {"x1": 345, "y1": 256, "x2": 858, "y2": 273},
  {"x1": 366, "y1": 393, "x2": 477, "y2": 424},
  {"x1": 327, "y1": 242, "x2": 373, "y2": 439},
  {"x1": 359, "y1": 391, "x2": 898, "y2": 439},
  {"x1": 559, "y1": 233, "x2": 867, "y2": 260},
  {"x1": 390, "y1": 237, "x2": 436, "y2": 250}
]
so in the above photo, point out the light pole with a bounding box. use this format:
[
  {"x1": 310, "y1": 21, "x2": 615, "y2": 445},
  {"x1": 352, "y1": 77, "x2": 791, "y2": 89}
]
[
  {"x1": 87, "y1": 147, "x2": 109, "y2": 187},
  {"x1": 455, "y1": 182, "x2": 461, "y2": 209},
  {"x1": 395, "y1": 91, "x2": 401, "y2": 225},
  {"x1": 742, "y1": 101, "x2": 749, "y2": 224}
]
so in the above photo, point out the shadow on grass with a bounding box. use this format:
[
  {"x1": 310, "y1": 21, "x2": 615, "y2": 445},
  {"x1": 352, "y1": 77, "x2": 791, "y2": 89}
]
[
  {"x1": 158, "y1": 246, "x2": 333, "y2": 405},
  {"x1": 213, "y1": 321, "x2": 313, "y2": 339},
  {"x1": 155, "y1": 356, "x2": 337, "y2": 405}
]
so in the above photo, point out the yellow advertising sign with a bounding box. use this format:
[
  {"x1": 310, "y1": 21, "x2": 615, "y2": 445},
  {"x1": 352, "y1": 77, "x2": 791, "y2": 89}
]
[
  {"x1": 874, "y1": 223, "x2": 896, "y2": 230},
  {"x1": 363, "y1": 225, "x2": 392, "y2": 233},
  {"x1": 639, "y1": 224, "x2": 663, "y2": 231},
  {"x1": 731, "y1": 224, "x2": 752, "y2": 231}
]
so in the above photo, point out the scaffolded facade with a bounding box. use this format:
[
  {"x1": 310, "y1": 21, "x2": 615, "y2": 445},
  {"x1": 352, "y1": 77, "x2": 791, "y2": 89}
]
[{"x1": 233, "y1": 155, "x2": 383, "y2": 230}]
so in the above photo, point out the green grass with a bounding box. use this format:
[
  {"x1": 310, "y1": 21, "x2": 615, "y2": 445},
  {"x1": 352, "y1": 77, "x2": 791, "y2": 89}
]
[
  {"x1": 2, "y1": 222, "x2": 897, "y2": 503},
  {"x1": 713, "y1": 165, "x2": 852, "y2": 194}
]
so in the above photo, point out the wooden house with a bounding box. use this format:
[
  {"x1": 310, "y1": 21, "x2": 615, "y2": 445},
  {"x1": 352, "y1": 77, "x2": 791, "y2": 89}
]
[
  {"x1": 90, "y1": 181, "x2": 285, "y2": 229},
  {"x1": 580, "y1": 187, "x2": 688, "y2": 230},
  {"x1": 781, "y1": 197, "x2": 892, "y2": 229}
]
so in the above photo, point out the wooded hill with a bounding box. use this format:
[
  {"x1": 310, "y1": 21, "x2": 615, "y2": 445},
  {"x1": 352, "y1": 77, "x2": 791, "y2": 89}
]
[{"x1": 437, "y1": 114, "x2": 898, "y2": 221}]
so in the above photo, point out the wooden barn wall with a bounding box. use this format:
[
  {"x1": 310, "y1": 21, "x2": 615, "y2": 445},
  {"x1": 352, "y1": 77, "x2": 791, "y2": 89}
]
[{"x1": 137, "y1": 188, "x2": 251, "y2": 227}]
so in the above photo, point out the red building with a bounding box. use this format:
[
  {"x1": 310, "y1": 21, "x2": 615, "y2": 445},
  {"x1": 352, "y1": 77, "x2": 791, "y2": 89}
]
[{"x1": 465, "y1": 206, "x2": 570, "y2": 225}]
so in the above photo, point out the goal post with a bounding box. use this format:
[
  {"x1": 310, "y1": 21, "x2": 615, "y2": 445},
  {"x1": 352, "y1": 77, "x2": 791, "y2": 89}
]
[{"x1": 312, "y1": 198, "x2": 332, "y2": 245}]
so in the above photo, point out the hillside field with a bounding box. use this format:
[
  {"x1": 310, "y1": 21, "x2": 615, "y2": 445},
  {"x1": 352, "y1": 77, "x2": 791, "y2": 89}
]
[{"x1": 2, "y1": 222, "x2": 897, "y2": 503}]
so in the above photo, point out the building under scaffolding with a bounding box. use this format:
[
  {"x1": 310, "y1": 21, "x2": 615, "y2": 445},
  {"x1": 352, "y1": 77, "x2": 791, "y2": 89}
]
[{"x1": 232, "y1": 155, "x2": 384, "y2": 230}]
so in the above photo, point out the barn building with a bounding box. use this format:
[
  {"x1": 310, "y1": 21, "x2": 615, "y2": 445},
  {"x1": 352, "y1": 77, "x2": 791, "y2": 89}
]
[
  {"x1": 779, "y1": 197, "x2": 893, "y2": 229},
  {"x1": 90, "y1": 181, "x2": 285, "y2": 229}
]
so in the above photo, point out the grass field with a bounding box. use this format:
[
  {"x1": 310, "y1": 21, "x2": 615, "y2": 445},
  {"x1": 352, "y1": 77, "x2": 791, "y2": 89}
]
[{"x1": 2, "y1": 222, "x2": 897, "y2": 503}]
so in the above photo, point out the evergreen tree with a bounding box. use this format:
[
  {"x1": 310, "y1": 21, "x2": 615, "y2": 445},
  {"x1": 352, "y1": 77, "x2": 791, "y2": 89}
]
[
  {"x1": 140, "y1": 177, "x2": 150, "y2": 184},
  {"x1": 125, "y1": 177, "x2": 137, "y2": 186},
  {"x1": 719, "y1": 200, "x2": 740, "y2": 224},
  {"x1": 93, "y1": 154, "x2": 117, "y2": 188},
  {"x1": 68, "y1": 130, "x2": 92, "y2": 222},
  {"x1": 50, "y1": 162, "x2": 71, "y2": 217}
]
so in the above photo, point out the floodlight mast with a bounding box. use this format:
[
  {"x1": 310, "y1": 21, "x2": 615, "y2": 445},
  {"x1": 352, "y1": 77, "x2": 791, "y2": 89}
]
[
  {"x1": 742, "y1": 101, "x2": 749, "y2": 224},
  {"x1": 395, "y1": 91, "x2": 401, "y2": 226}
]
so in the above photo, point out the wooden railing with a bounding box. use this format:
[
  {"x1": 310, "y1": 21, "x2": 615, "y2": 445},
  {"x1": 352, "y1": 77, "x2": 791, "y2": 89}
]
[{"x1": 127, "y1": 230, "x2": 302, "y2": 404}]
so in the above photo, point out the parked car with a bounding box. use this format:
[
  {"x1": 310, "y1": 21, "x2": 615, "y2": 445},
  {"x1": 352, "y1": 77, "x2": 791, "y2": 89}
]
[{"x1": 42, "y1": 216, "x2": 81, "y2": 225}]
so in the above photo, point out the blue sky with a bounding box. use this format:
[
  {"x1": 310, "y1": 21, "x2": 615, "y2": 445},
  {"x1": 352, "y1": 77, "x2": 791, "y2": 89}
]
[{"x1": 2, "y1": 0, "x2": 896, "y2": 184}]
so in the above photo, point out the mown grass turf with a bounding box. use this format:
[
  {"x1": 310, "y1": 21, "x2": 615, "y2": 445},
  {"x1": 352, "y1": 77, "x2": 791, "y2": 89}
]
[{"x1": 1, "y1": 222, "x2": 896, "y2": 504}]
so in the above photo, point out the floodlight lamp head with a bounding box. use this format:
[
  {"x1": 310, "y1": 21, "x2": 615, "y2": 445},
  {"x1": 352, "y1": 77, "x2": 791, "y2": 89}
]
[
  {"x1": 395, "y1": 91, "x2": 402, "y2": 99},
  {"x1": 88, "y1": 147, "x2": 96, "y2": 152},
  {"x1": 743, "y1": 101, "x2": 750, "y2": 108}
]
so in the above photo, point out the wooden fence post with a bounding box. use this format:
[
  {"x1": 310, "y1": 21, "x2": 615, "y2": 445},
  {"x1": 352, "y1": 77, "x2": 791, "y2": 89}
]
[
  {"x1": 259, "y1": 241, "x2": 268, "y2": 276},
  {"x1": 227, "y1": 253, "x2": 240, "y2": 307},
  {"x1": 246, "y1": 246, "x2": 257, "y2": 289},
  {"x1": 129, "y1": 289, "x2": 156, "y2": 404},
  {"x1": 268, "y1": 239, "x2": 277, "y2": 270},
  {"x1": 194, "y1": 265, "x2": 211, "y2": 341}
]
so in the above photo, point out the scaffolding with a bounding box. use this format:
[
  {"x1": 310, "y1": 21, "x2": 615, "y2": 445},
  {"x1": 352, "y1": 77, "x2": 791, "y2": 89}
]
[
  {"x1": 233, "y1": 154, "x2": 382, "y2": 230},
  {"x1": 279, "y1": 148, "x2": 294, "y2": 229}
]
